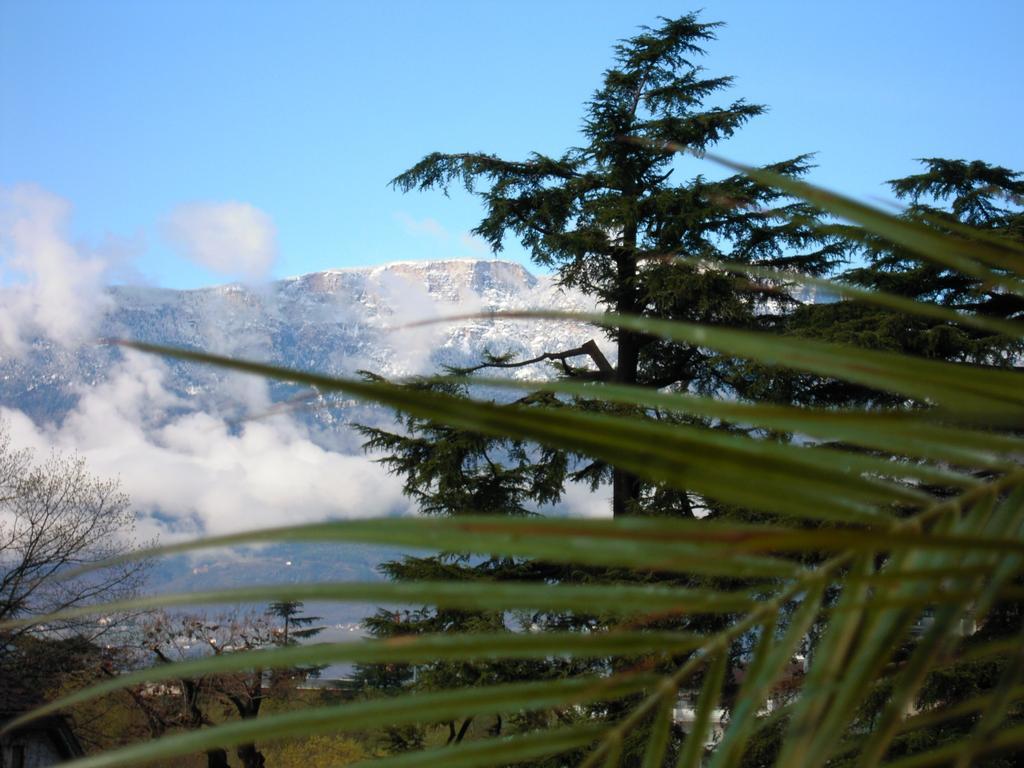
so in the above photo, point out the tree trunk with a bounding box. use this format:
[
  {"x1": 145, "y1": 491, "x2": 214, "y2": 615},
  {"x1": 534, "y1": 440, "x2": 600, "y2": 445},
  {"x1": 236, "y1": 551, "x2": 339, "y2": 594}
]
[
  {"x1": 612, "y1": 227, "x2": 642, "y2": 518},
  {"x1": 236, "y1": 743, "x2": 264, "y2": 768},
  {"x1": 230, "y1": 676, "x2": 265, "y2": 768},
  {"x1": 612, "y1": 467, "x2": 643, "y2": 517}
]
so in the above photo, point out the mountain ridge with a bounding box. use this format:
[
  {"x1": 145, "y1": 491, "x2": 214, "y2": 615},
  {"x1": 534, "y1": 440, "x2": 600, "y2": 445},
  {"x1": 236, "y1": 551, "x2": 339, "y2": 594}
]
[{"x1": 0, "y1": 258, "x2": 601, "y2": 425}]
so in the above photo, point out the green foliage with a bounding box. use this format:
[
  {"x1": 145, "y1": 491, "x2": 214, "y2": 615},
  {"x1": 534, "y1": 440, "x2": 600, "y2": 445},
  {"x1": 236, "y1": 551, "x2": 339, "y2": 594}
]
[
  {"x1": 15, "y1": 175, "x2": 1020, "y2": 765},
  {"x1": 766, "y1": 158, "x2": 1024, "y2": 768},
  {"x1": 357, "y1": 379, "x2": 569, "y2": 518},
  {"x1": 360, "y1": 17, "x2": 854, "y2": 754},
  {"x1": 787, "y1": 158, "x2": 1024, "y2": 408}
]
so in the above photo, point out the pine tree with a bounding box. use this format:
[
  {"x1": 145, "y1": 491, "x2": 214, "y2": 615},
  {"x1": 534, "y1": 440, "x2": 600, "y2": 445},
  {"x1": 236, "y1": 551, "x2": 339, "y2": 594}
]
[
  {"x1": 788, "y1": 158, "x2": 1023, "y2": 406},
  {"x1": 266, "y1": 600, "x2": 325, "y2": 685},
  {"x1": 356, "y1": 13, "x2": 846, "y2": 761},
  {"x1": 388, "y1": 11, "x2": 845, "y2": 519},
  {"x1": 266, "y1": 600, "x2": 324, "y2": 647}
]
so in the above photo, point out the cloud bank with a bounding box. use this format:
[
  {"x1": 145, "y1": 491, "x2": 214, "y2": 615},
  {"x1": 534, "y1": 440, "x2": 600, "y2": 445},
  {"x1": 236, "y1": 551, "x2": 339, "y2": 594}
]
[
  {"x1": 164, "y1": 201, "x2": 278, "y2": 280},
  {"x1": 0, "y1": 184, "x2": 114, "y2": 356},
  {"x1": 1, "y1": 352, "x2": 410, "y2": 543}
]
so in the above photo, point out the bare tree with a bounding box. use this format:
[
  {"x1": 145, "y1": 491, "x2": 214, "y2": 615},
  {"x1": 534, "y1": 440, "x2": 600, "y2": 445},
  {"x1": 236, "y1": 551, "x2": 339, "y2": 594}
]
[
  {"x1": 0, "y1": 418, "x2": 146, "y2": 646},
  {"x1": 139, "y1": 611, "x2": 280, "y2": 768}
]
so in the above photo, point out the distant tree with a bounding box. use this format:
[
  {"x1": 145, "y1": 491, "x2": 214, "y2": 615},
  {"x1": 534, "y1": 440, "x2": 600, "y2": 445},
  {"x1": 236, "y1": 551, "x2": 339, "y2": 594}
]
[
  {"x1": 0, "y1": 418, "x2": 146, "y2": 652},
  {"x1": 266, "y1": 600, "x2": 324, "y2": 646},
  {"x1": 266, "y1": 600, "x2": 326, "y2": 685},
  {"x1": 138, "y1": 611, "x2": 280, "y2": 768}
]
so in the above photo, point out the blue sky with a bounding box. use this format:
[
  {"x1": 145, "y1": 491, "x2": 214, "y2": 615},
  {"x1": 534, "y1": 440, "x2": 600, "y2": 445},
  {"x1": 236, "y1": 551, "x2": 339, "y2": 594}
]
[{"x1": 2, "y1": 0, "x2": 1021, "y2": 289}]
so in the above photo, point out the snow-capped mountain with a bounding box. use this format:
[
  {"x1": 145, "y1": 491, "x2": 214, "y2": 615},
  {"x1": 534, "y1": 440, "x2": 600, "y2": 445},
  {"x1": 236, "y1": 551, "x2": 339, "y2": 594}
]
[
  {"x1": 0, "y1": 259, "x2": 602, "y2": 425},
  {"x1": 0, "y1": 260, "x2": 608, "y2": 597}
]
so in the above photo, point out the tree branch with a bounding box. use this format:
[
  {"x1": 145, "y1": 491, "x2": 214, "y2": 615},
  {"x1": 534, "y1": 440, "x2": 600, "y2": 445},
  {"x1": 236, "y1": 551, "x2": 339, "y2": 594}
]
[
  {"x1": 455, "y1": 339, "x2": 614, "y2": 379},
  {"x1": 453, "y1": 716, "x2": 474, "y2": 745}
]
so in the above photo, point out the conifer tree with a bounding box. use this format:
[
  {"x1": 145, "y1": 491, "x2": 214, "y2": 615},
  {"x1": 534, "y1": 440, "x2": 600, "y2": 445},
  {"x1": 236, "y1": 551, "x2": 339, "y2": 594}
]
[
  {"x1": 356, "y1": 13, "x2": 845, "y2": 760},
  {"x1": 266, "y1": 600, "x2": 324, "y2": 647},
  {"x1": 266, "y1": 600, "x2": 326, "y2": 684},
  {"x1": 788, "y1": 159, "x2": 1023, "y2": 390},
  {"x1": 387, "y1": 11, "x2": 844, "y2": 518}
]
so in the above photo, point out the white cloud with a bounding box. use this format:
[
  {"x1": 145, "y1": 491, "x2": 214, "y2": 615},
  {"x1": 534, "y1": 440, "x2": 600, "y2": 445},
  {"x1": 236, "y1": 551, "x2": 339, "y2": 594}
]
[
  {"x1": 0, "y1": 189, "x2": 442, "y2": 546},
  {"x1": 556, "y1": 479, "x2": 613, "y2": 519},
  {"x1": 164, "y1": 201, "x2": 277, "y2": 280},
  {"x1": 1, "y1": 352, "x2": 411, "y2": 544},
  {"x1": 370, "y1": 270, "x2": 462, "y2": 374},
  {"x1": 0, "y1": 185, "x2": 114, "y2": 356}
]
